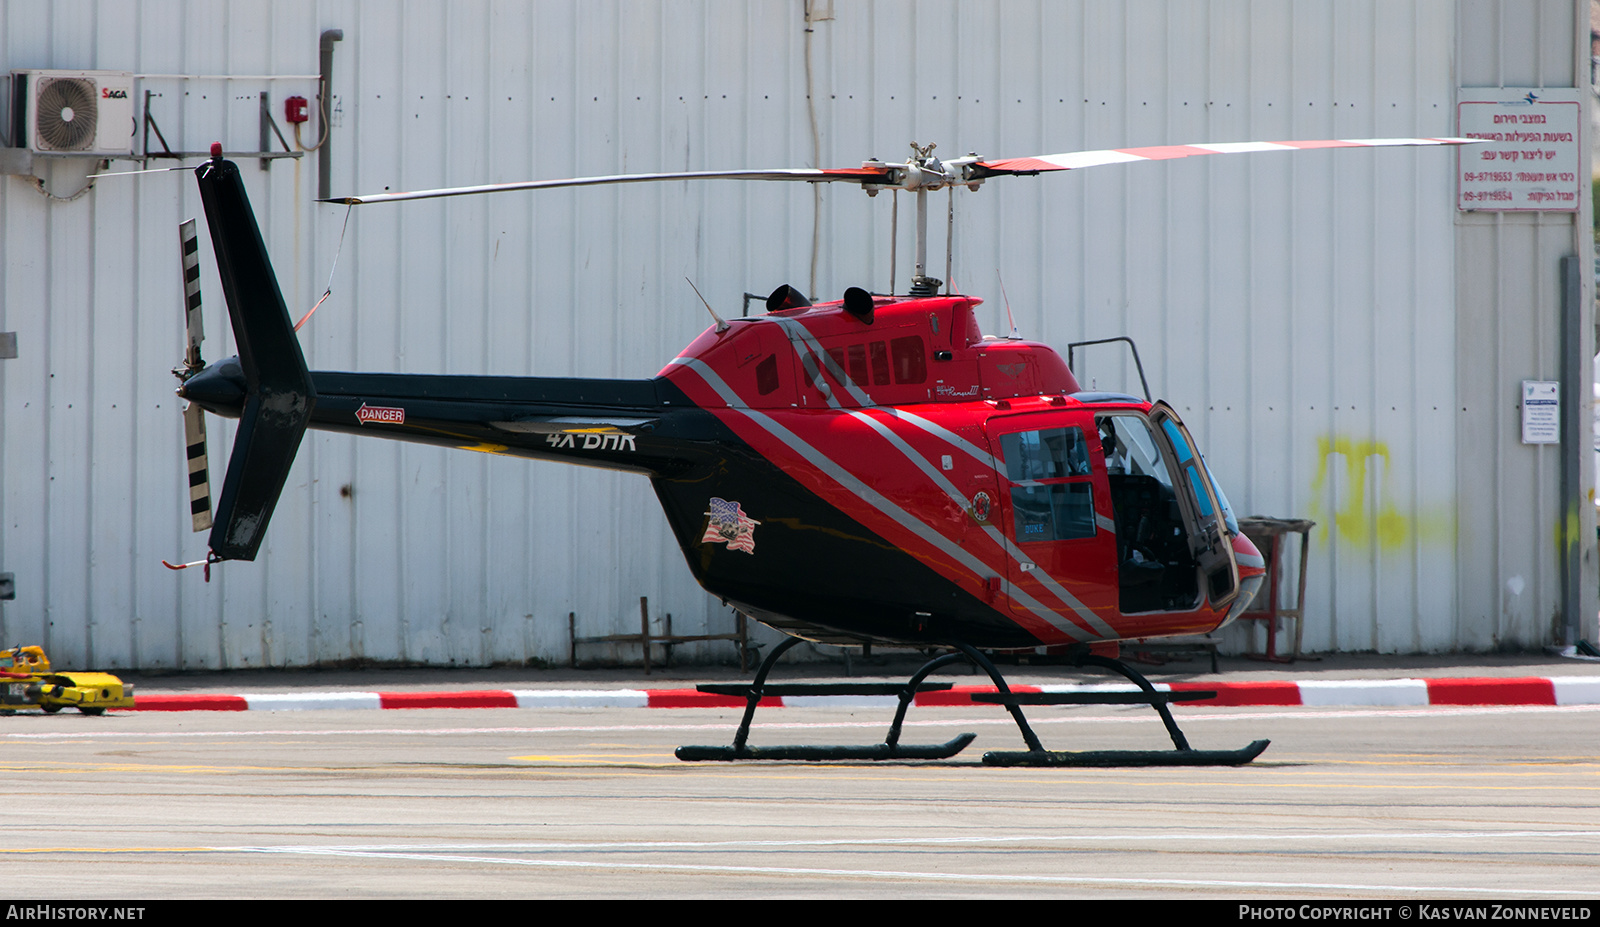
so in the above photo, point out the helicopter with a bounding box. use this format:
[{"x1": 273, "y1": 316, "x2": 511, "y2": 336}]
[{"x1": 169, "y1": 134, "x2": 1474, "y2": 766}]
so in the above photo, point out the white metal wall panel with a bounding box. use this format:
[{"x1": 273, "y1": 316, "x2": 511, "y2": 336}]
[
  {"x1": 1455, "y1": 0, "x2": 1596, "y2": 652},
  {"x1": 0, "y1": 0, "x2": 1579, "y2": 668}
]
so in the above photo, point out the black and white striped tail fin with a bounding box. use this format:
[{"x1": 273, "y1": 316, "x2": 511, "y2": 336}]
[{"x1": 178, "y1": 218, "x2": 213, "y2": 533}]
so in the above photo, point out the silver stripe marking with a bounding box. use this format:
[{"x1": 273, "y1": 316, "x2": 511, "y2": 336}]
[
  {"x1": 882, "y1": 408, "x2": 998, "y2": 470},
  {"x1": 847, "y1": 410, "x2": 1097, "y2": 639},
  {"x1": 750, "y1": 318, "x2": 837, "y2": 407},
  {"x1": 670, "y1": 357, "x2": 1089, "y2": 642},
  {"x1": 762, "y1": 318, "x2": 836, "y2": 407},
  {"x1": 864, "y1": 411, "x2": 1115, "y2": 635},
  {"x1": 770, "y1": 317, "x2": 876, "y2": 408}
]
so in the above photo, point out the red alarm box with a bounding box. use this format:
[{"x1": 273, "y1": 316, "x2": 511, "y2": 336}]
[{"x1": 284, "y1": 96, "x2": 310, "y2": 124}]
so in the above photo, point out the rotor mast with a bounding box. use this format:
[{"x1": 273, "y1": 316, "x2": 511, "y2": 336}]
[{"x1": 860, "y1": 142, "x2": 986, "y2": 296}]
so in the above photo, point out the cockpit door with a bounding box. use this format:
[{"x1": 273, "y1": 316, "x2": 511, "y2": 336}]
[
  {"x1": 1148, "y1": 402, "x2": 1240, "y2": 610},
  {"x1": 983, "y1": 412, "x2": 1117, "y2": 626}
]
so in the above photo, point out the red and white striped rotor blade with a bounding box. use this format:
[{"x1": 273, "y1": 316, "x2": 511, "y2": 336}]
[
  {"x1": 976, "y1": 137, "x2": 1480, "y2": 176},
  {"x1": 323, "y1": 166, "x2": 893, "y2": 206}
]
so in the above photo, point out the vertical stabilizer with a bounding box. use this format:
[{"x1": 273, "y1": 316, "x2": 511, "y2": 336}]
[{"x1": 194, "y1": 155, "x2": 316, "y2": 561}]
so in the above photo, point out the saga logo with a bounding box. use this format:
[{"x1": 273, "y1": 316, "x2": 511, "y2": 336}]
[{"x1": 101, "y1": 87, "x2": 128, "y2": 99}]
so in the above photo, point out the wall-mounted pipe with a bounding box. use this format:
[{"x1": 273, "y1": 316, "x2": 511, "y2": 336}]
[{"x1": 318, "y1": 29, "x2": 343, "y2": 201}]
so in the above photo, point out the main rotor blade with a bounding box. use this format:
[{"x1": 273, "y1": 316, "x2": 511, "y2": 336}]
[
  {"x1": 975, "y1": 136, "x2": 1479, "y2": 176},
  {"x1": 323, "y1": 166, "x2": 892, "y2": 205}
]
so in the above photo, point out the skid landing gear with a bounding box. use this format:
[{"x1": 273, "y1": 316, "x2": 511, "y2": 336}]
[
  {"x1": 675, "y1": 640, "x2": 1268, "y2": 766},
  {"x1": 675, "y1": 637, "x2": 979, "y2": 761},
  {"x1": 975, "y1": 654, "x2": 1269, "y2": 767}
]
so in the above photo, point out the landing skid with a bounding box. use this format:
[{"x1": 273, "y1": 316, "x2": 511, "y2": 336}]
[
  {"x1": 676, "y1": 637, "x2": 980, "y2": 762},
  {"x1": 674, "y1": 641, "x2": 1269, "y2": 767}
]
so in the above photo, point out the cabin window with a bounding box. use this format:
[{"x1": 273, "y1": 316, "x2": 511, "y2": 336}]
[
  {"x1": 1160, "y1": 419, "x2": 1214, "y2": 516},
  {"x1": 825, "y1": 347, "x2": 849, "y2": 382},
  {"x1": 869, "y1": 342, "x2": 891, "y2": 385},
  {"x1": 755, "y1": 354, "x2": 780, "y2": 395},
  {"x1": 999, "y1": 427, "x2": 1096, "y2": 542},
  {"x1": 890, "y1": 335, "x2": 926, "y2": 384},
  {"x1": 999, "y1": 428, "x2": 1092, "y2": 482},
  {"x1": 846, "y1": 344, "x2": 869, "y2": 384},
  {"x1": 1010, "y1": 482, "x2": 1095, "y2": 541}
]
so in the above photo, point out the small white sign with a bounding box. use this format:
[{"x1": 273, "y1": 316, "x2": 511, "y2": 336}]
[
  {"x1": 1521, "y1": 380, "x2": 1560, "y2": 444},
  {"x1": 1458, "y1": 88, "x2": 1581, "y2": 211}
]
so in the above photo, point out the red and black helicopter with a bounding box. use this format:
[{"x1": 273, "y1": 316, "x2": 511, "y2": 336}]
[{"x1": 170, "y1": 134, "x2": 1473, "y2": 766}]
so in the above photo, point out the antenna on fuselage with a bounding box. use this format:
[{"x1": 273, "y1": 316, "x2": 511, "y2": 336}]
[
  {"x1": 996, "y1": 270, "x2": 1020, "y2": 340},
  {"x1": 686, "y1": 278, "x2": 729, "y2": 333}
]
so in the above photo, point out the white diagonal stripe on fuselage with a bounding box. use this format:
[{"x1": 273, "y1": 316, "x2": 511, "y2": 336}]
[
  {"x1": 876, "y1": 407, "x2": 998, "y2": 471},
  {"x1": 769, "y1": 317, "x2": 875, "y2": 408},
  {"x1": 668, "y1": 357, "x2": 1088, "y2": 642},
  {"x1": 849, "y1": 409, "x2": 1111, "y2": 638}
]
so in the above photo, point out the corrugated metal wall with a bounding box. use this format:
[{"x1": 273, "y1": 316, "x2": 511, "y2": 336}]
[
  {"x1": 1454, "y1": 0, "x2": 1596, "y2": 652},
  {"x1": 0, "y1": 0, "x2": 1587, "y2": 668}
]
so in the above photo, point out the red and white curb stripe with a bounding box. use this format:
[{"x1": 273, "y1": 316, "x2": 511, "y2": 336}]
[{"x1": 126, "y1": 676, "x2": 1600, "y2": 712}]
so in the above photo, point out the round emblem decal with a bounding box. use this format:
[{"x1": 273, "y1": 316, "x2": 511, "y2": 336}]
[{"x1": 971, "y1": 491, "x2": 992, "y2": 523}]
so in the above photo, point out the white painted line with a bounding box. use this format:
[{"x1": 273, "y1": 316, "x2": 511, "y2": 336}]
[
  {"x1": 3, "y1": 703, "x2": 1600, "y2": 742},
  {"x1": 510, "y1": 689, "x2": 649, "y2": 709},
  {"x1": 230, "y1": 829, "x2": 1600, "y2": 853},
  {"x1": 229, "y1": 845, "x2": 1600, "y2": 895},
  {"x1": 1297, "y1": 678, "x2": 1430, "y2": 706},
  {"x1": 1550, "y1": 676, "x2": 1600, "y2": 705},
  {"x1": 243, "y1": 692, "x2": 383, "y2": 711}
]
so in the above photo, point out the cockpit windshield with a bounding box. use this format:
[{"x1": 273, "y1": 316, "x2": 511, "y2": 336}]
[{"x1": 1100, "y1": 415, "x2": 1173, "y2": 485}]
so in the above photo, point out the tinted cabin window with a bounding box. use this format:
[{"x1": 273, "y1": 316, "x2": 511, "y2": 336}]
[
  {"x1": 890, "y1": 335, "x2": 926, "y2": 384},
  {"x1": 755, "y1": 354, "x2": 780, "y2": 395},
  {"x1": 825, "y1": 347, "x2": 848, "y2": 382},
  {"x1": 1010, "y1": 483, "x2": 1095, "y2": 541},
  {"x1": 869, "y1": 342, "x2": 891, "y2": 385},
  {"x1": 1000, "y1": 427, "x2": 1095, "y2": 542},
  {"x1": 846, "y1": 344, "x2": 869, "y2": 384},
  {"x1": 1000, "y1": 428, "x2": 1092, "y2": 481}
]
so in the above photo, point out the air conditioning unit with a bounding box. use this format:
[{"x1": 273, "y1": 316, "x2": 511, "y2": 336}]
[{"x1": 10, "y1": 70, "x2": 135, "y2": 157}]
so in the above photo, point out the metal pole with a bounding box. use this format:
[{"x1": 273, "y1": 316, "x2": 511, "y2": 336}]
[
  {"x1": 1559, "y1": 255, "x2": 1582, "y2": 647},
  {"x1": 889, "y1": 191, "x2": 897, "y2": 295},
  {"x1": 640, "y1": 596, "x2": 651, "y2": 675},
  {"x1": 914, "y1": 187, "x2": 927, "y2": 282},
  {"x1": 945, "y1": 186, "x2": 953, "y2": 294},
  {"x1": 258, "y1": 92, "x2": 271, "y2": 172},
  {"x1": 317, "y1": 29, "x2": 343, "y2": 201}
]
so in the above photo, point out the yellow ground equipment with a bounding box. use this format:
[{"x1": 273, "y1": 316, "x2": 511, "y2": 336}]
[{"x1": 0, "y1": 646, "x2": 134, "y2": 715}]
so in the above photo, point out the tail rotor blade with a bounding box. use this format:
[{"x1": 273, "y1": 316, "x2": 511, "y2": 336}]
[
  {"x1": 176, "y1": 217, "x2": 214, "y2": 534},
  {"x1": 180, "y1": 218, "x2": 204, "y2": 373},
  {"x1": 184, "y1": 401, "x2": 213, "y2": 532}
]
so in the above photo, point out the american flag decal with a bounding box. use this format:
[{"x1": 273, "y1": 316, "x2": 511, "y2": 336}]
[{"x1": 702, "y1": 497, "x2": 760, "y2": 554}]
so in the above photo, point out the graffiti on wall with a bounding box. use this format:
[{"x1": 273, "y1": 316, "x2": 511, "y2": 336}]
[{"x1": 1309, "y1": 436, "x2": 1452, "y2": 550}]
